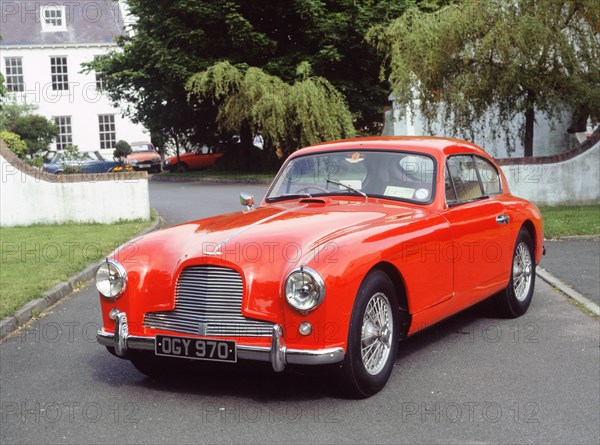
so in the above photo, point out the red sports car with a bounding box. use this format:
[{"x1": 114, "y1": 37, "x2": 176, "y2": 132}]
[
  {"x1": 96, "y1": 137, "x2": 543, "y2": 398},
  {"x1": 164, "y1": 146, "x2": 223, "y2": 172}
]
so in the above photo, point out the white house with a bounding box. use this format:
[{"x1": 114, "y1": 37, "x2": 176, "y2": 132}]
[
  {"x1": 0, "y1": 0, "x2": 148, "y2": 152},
  {"x1": 382, "y1": 95, "x2": 586, "y2": 158}
]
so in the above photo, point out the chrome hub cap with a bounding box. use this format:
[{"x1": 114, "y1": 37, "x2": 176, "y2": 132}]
[
  {"x1": 513, "y1": 242, "x2": 533, "y2": 302},
  {"x1": 361, "y1": 292, "x2": 393, "y2": 375}
]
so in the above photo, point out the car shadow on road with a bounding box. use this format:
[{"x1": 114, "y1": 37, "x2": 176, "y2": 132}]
[
  {"x1": 90, "y1": 349, "x2": 338, "y2": 401},
  {"x1": 397, "y1": 297, "x2": 502, "y2": 360},
  {"x1": 90, "y1": 298, "x2": 507, "y2": 401}
]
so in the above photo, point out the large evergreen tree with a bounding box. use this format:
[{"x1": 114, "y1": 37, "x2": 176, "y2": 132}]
[{"x1": 88, "y1": 0, "x2": 426, "y2": 156}]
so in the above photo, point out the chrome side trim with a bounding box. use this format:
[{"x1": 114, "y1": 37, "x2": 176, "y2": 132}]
[{"x1": 97, "y1": 321, "x2": 344, "y2": 369}]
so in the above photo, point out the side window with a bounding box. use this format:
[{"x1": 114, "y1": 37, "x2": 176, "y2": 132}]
[
  {"x1": 445, "y1": 165, "x2": 457, "y2": 202},
  {"x1": 446, "y1": 155, "x2": 484, "y2": 202},
  {"x1": 475, "y1": 157, "x2": 501, "y2": 195}
]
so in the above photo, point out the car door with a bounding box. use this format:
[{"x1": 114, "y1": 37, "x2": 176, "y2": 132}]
[{"x1": 441, "y1": 155, "x2": 512, "y2": 299}]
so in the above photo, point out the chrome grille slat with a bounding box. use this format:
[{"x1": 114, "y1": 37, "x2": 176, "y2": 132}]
[{"x1": 144, "y1": 265, "x2": 273, "y2": 337}]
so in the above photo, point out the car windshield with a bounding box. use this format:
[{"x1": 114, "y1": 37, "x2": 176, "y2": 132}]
[
  {"x1": 131, "y1": 144, "x2": 154, "y2": 153},
  {"x1": 267, "y1": 150, "x2": 436, "y2": 204},
  {"x1": 42, "y1": 151, "x2": 57, "y2": 163}
]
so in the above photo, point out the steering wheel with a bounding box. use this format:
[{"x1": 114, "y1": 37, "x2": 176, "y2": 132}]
[{"x1": 297, "y1": 185, "x2": 329, "y2": 194}]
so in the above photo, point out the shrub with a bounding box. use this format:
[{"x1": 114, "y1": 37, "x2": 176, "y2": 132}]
[
  {"x1": 0, "y1": 131, "x2": 27, "y2": 157},
  {"x1": 114, "y1": 140, "x2": 132, "y2": 160}
]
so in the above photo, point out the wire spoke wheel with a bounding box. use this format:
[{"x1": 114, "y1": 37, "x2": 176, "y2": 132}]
[
  {"x1": 512, "y1": 242, "x2": 533, "y2": 302},
  {"x1": 494, "y1": 228, "x2": 536, "y2": 318},
  {"x1": 360, "y1": 292, "x2": 393, "y2": 375},
  {"x1": 339, "y1": 270, "x2": 402, "y2": 398}
]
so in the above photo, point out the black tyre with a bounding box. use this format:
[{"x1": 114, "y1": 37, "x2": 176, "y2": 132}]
[
  {"x1": 176, "y1": 162, "x2": 188, "y2": 173},
  {"x1": 339, "y1": 270, "x2": 402, "y2": 398},
  {"x1": 496, "y1": 228, "x2": 536, "y2": 318}
]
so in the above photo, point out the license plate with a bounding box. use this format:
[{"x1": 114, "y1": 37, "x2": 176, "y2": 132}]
[
  {"x1": 155, "y1": 335, "x2": 236, "y2": 362},
  {"x1": 138, "y1": 164, "x2": 150, "y2": 168}
]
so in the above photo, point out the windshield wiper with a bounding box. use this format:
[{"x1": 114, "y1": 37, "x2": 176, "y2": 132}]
[
  {"x1": 265, "y1": 193, "x2": 312, "y2": 203},
  {"x1": 325, "y1": 179, "x2": 368, "y2": 201}
]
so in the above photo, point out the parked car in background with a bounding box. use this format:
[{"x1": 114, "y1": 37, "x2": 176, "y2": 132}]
[
  {"x1": 95, "y1": 137, "x2": 544, "y2": 398},
  {"x1": 164, "y1": 145, "x2": 223, "y2": 172},
  {"x1": 42, "y1": 150, "x2": 123, "y2": 174},
  {"x1": 126, "y1": 141, "x2": 162, "y2": 173}
]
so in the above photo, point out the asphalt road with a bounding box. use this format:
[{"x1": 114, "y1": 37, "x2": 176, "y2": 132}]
[
  {"x1": 541, "y1": 239, "x2": 600, "y2": 306},
  {"x1": 1, "y1": 181, "x2": 598, "y2": 444}
]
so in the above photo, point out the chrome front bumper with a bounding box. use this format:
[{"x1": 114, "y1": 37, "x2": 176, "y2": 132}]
[{"x1": 97, "y1": 311, "x2": 344, "y2": 372}]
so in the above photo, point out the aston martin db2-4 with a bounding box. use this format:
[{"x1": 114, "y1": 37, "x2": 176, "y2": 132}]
[{"x1": 96, "y1": 137, "x2": 543, "y2": 397}]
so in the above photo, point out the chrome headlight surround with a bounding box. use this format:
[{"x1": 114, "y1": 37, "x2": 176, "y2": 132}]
[
  {"x1": 284, "y1": 266, "x2": 325, "y2": 312},
  {"x1": 95, "y1": 259, "x2": 127, "y2": 300}
]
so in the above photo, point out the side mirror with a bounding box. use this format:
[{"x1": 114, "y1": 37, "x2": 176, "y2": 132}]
[{"x1": 239, "y1": 193, "x2": 255, "y2": 210}]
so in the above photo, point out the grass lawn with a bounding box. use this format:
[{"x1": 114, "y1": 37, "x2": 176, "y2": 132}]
[
  {"x1": 0, "y1": 218, "x2": 151, "y2": 319},
  {"x1": 158, "y1": 169, "x2": 275, "y2": 182},
  {"x1": 539, "y1": 205, "x2": 600, "y2": 239}
]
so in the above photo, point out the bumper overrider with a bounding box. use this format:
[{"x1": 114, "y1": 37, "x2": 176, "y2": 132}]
[{"x1": 96, "y1": 311, "x2": 344, "y2": 372}]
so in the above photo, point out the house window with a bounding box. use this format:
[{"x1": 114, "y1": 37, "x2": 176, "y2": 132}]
[
  {"x1": 93, "y1": 55, "x2": 105, "y2": 90},
  {"x1": 41, "y1": 6, "x2": 67, "y2": 32},
  {"x1": 50, "y1": 56, "x2": 69, "y2": 90},
  {"x1": 4, "y1": 57, "x2": 24, "y2": 92},
  {"x1": 98, "y1": 114, "x2": 116, "y2": 150},
  {"x1": 95, "y1": 73, "x2": 104, "y2": 90},
  {"x1": 54, "y1": 116, "x2": 72, "y2": 150}
]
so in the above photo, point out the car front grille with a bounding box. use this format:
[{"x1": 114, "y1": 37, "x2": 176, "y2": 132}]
[{"x1": 144, "y1": 265, "x2": 274, "y2": 337}]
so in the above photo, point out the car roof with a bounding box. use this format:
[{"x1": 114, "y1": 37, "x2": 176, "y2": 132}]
[{"x1": 292, "y1": 136, "x2": 491, "y2": 160}]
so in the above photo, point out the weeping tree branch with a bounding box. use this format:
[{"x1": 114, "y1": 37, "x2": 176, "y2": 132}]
[
  {"x1": 186, "y1": 61, "x2": 355, "y2": 158},
  {"x1": 368, "y1": 0, "x2": 600, "y2": 156}
]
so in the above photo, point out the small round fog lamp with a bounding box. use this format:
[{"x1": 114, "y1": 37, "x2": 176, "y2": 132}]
[{"x1": 299, "y1": 322, "x2": 312, "y2": 336}]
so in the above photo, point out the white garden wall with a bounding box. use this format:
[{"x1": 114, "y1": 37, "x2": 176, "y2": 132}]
[
  {"x1": 0, "y1": 142, "x2": 150, "y2": 227},
  {"x1": 498, "y1": 140, "x2": 599, "y2": 206}
]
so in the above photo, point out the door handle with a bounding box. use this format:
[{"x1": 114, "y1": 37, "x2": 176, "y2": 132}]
[{"x1": 496, "y1": 214, "x2": 510, "y2": 224}]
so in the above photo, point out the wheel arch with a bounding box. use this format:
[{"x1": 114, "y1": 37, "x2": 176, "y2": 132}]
[
  {"x1": 521, "y1": 219, "x2": 536, "y2": 252},
  {"x1": 369, "y1": 261, "x2": 412, "y2": 339}
]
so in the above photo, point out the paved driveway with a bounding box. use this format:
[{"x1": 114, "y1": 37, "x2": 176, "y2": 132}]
[
  {"x1": 1, "y1": 181, "x2": 598, "y2": 444},
  {"x1": 541, "y1": 239, "x2": 600, "y2": 305}
]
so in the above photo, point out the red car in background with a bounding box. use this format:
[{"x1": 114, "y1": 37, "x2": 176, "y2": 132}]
[
  {"x1": 164, "y1": 146, "x2": 223, "y2": 172},
  {"x1": 126, "y1": 142, "x2": 162, "y2": 173}
]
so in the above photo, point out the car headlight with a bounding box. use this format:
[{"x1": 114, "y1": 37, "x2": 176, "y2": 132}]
[
  {"x1": 95, "y1": 259, "x2": 127, "y2": 299},
  {"x1": 129, "y1": 160, "x2": 138, "y2": 165},
  {"x1": 285, "y1": 266, "x2": 325, "y2": 311}
]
